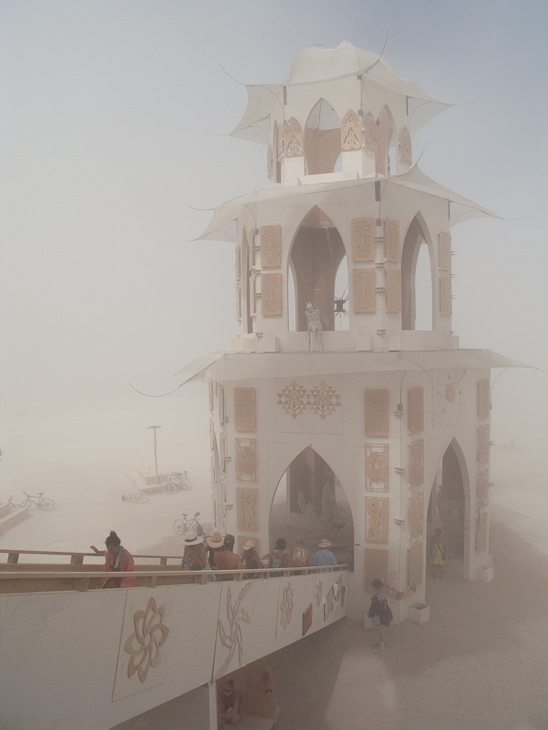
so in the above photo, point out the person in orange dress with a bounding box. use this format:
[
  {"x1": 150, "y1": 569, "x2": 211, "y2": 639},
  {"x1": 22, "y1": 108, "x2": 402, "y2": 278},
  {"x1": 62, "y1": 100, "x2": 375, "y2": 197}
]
[{"x1": 92, "y1": 531, "x2": 136, "y2": 589}]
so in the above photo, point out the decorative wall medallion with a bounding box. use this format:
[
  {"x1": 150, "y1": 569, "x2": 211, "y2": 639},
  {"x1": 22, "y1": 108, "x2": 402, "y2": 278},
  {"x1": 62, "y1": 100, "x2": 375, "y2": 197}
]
[
  {"x1": 364, "y1": 389, "x2": 389, "y2": 437},
  {"x1": 308, "y1": 381, "x2": 342, "y2": 420},
  {"x1": 385, "y1": 219, "x2": 400, "y2": 263},
  {"x1": 261, "y1": 273, "x2": 283, "y2": 316},
  {"x1": 365, "y1": 444, "x2": 389, "y2": 492},
  {"x1": 341, "y1": 109, "x2": 361, "y2": 150},
  {"x1": 477, "y1": 424, "x2": 490, "y2": 465},
  {"x1": 364, "y1": 548, "x2": 389, "y2": 588},
  {"x1": 407, "y1": 542, "x2": 423, "y2": 587},
  {"x1": 234, "y1": 387, "x2": 256, "y2": 432},
  {"x1": 284, "y1": 116, "x2": 303, "y2": 157},
  {"x1": 438, "y1": 232, "x2": 451, "y2": 271},
  {"x1": 277, "y1": 380, "x2": 308, "y2": 419},
  {"x1": 363, "y1": 112, "x2": 378, "y2": 156},
  {"x1": 477, "y1": 469, "x2": 489, "y2": 508},
  {"x1": 123, "y1": 597, "x2": 170, "y2": 683},
  {"x1": 215, "y1": 583, "x2": 253, "y2": 679},
  {"x1": 386, "y1": 269, "x2": 401, "y2": 313},
  {"x1": 399, "y1": 126, "x2": 412, "y2": 166},
  {"x1": 237, "y1": 487, "x2": 259, "y2": 532},
  {"x1": 352, "y1": 217, "x2": 375, "y2": 262},
  {"x1": 365, "y1": 497, "x2": 389, "y2": 543},
  {"x1": 477, "y1": 379, "x2": 490, "y2": 420},
  {"x1": 439, "y1": 276, "x2": 452, "y2": 316},
  {"x1": 432, "y1": 369, "x2": 466, "y2": 429},
  {"x1": 408, "y1": 386, "x2": 424, "y2": 435},
  {"x1": 235, "y1": 438, "x2": 257, "y2": 481},
  {"x1": 409, "y1": 491, "x2": 424, "y2": 540},
  {"x1": 260, "y1": 225, "x2": 282, "y2": 268},
  {"x1": 409, "y1": 440, "x2": 424, "y2": 487},
  {"x1": 476, "y1": 512, "x2": 488, "y2": 553},
  {"x1": 353, "y1": 268, "x2": 376, "y2": 313}
]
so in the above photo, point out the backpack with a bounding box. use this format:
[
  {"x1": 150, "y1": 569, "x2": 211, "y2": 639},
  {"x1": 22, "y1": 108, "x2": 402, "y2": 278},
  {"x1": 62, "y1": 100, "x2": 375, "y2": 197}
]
[
  {"x1": 380, "y1": 601, "x2": 393, "y2": 626},
  {"x1": 292, "y1": 547, "x2": 307, "y2": 567}
]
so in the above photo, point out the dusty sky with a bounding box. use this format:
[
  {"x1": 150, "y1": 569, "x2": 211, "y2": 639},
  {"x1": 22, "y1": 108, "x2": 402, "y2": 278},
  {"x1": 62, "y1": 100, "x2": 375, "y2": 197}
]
[{"x1": 1, "y1": 0, "x2": 547, "y2": 482}]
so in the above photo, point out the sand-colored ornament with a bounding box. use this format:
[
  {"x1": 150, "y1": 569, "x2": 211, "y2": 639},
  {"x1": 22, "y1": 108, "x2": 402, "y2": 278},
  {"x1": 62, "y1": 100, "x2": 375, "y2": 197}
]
[
  {"x1": 284, "y1": 117, "x2": 303, "y2": 157},
  {"x1": 365, "y1": 497, "x2": 389, "y2": 543},
  {"x1": 363, "y1": 112, "x2": 378, "y2": 156},
  {"x1": 409, "y1": 439, "x2": 424, "y2": 487},
  {"x1": 237, "y1": 487, "x2": 258, "y2": 532},
  {"x1": 261, "y1": 273, "x2": 283, "y2": 316},
  {"x1": 364, "y1": 548, "x2": 388, "y2": 588},
  {"x1": 407, "y1": 542, "x2": 423, "y2": 587},
  {"x1": 365, "y1": 443, "x2": 389, "y2": 491},
  {"x1": 386, "y1": 269, "x2": 401, "y2": 313},
  {"x1": 364, "y1": 389, "x2": 389, "y2": 437},
  {"x1": 341, "y1": 109, "x2": 361, "y2": 150},
  {"x1": 409, "y1": 491, "x2": 424, "y2": 540},
  {"x1": 352, "y1": 217, "x2": 375, "y2": 262},
  {"x1": 260, "y1": 226, "x2": 282, "y2": 269},
  {"x1": 439, "y1": 276, "x2": 452, "y2": 316},
  {"x1": 353, "y1": 269, "x2": 376, "y2": 312},
  {"x1": 408, "y1": 386, "x2": 424, "y2": 434},
  {"x1": 399, "y1": 126, "x2": 412, "y2": 166},
  {"x1": 235, "y1": 438, "x2": 257, "y2": 481},
  {"x1": 438, "y1": 232, "x2": 451, "y2": 271},
  {"x1": 234, "y1": 387, "x2": 256, "y2": 433},
  {"x1": 477, "y1": 379, "x2": 490, "y2": 420},
  {"x1": 385, "y1": 219, "x2": 400, "y2": 263}
]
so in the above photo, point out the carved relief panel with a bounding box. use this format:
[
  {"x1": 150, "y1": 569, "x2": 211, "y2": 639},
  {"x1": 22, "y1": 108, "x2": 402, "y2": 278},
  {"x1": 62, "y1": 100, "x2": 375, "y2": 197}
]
[
  {"x1": 439, "y1": 276, "x2": 452, "y2": 316},
  {"x1": 408, "y1": 386, "x2": 424, "y2": 435},
  {"x1": 260, "y1": 225, "x2": 282, "y2": 269},
  {"x1": 234, "y1": 387, "x2": 256, "y2": 432},
  {"x1": 341, "y1": 109, "x2": 362, "y2": 150},
  {"x1": 365, "y1": 497, "x2": 389, "y2": 543},
  {"x1": 476, "y1": 512, "x2": 488, "y2": 553},
  {"x1": 364, "y1": 389, "x2": 389, "y2": 437},
  {"x1": 477, "y1": 469, "x2": 489, "y2": 508},
  {"x1": 284, "y1": 117, "x2": 303, "y2": 157},
  {"x1": 365, "y1": 444, "x2": 389, "y2": 492},
  {"x1": 477, "y1": 379, "x2": 490, "y2": 420},
  {"x1": 235, "y1": 438, "x2": 257, "y2": 481},
  {"x1": 409, "y1": 491, "x2": 424, "y2": 540},
  {"x1": 352, "y1": 218, "x2": 375, "y2": 262},
  {"x1": 399, "y1": 126, "x2": 412, "y2": 166},
  {"x1": 408, "y1": 542, "x2": 423, "y2": 587},
  {"x1": 438, "y1": 232, "x2": 451, "y2": 271},
  {"x1": 364, "y1": 547, "x2": 388, "y2": 588},
  {"x1": 385, "y1": 219, "x2": 400, "y2": 263},
  {"x1": 363, "y1": 112, "x2": 378, "y2": 156},
  {"x1": 386, "y1": 269, "x2": 401, "y2": 313},
  {"x1": 477, "y1": 424, "x2": 490, "y2": 465},
  {"x1": 261, "y1": 273, "x2": 283, "y2": 316},
  {"x1": 409, "y1": 439, "x2": 424, "y2": 487},
  {"x1": 353, "y1": 269, "x2": 376, "y2": 312},
  {"x1": 237, "y1": 487, "x2": 259, "y2": 532}
]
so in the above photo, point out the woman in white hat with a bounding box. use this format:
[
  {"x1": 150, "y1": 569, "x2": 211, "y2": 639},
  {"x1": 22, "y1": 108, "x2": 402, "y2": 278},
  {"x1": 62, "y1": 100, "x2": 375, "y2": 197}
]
[
  {"x1": 182, "y1": 531, "x2": 206, "y2": 572},
  {"x1": 239, "y1": 540, "x2": 261, "y2": 579}
]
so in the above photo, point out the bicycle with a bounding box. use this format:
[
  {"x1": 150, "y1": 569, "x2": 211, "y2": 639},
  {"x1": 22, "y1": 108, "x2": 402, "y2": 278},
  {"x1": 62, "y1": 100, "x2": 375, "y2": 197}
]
[
  {"x1": 163, "y1": 471, "x2": 193, "y2": 494},
  {"x1": 121, "y1": 492, "x2": 148, "y2": 503},
  {"x1": 173, "y1": 511, "x2": 202, "y2": 536},
  {"x1": 9, "y1": 491, "x2": 55, "y2": 510}
]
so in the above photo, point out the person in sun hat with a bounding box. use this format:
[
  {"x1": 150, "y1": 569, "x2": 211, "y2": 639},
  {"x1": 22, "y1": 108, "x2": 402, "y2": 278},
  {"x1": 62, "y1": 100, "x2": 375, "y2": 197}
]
[
  {"x1": 313, "y1": 537, "x2": 337, "y2": 572},
  {"x1": 239, "y1": 540, "x2": 261, "y2": 579},
  {"x1": 182, "y1": 530, "x2": 206, "y2": 572},
  {"x1": 205, "y1": 531, "x2": 224, "y2": 581},
  {"x1": 213, "y1": 534, "x2": 241, "y2": 580}
]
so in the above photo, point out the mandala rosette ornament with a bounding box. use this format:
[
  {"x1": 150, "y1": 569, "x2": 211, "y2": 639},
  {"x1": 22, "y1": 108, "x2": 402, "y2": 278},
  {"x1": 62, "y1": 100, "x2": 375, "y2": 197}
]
[{"x1": 124, "y1": 597, "x2": 170, "y2": 682}]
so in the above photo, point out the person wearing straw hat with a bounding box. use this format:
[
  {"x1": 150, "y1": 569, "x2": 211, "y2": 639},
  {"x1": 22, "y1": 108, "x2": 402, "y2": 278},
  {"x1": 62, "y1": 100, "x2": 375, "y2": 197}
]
[
  {"x1": 313, "y1": 538, "x2": 337, "y2": 572},
  {"x1": 182, "y1": 531, "x2": 206, "y2": 572},
  {"x1": 239, "y1": 540, "x2": 261, "y2": 579},
  {"x1": 205, "y1": 531, "x2": 224, "y2": 582}
]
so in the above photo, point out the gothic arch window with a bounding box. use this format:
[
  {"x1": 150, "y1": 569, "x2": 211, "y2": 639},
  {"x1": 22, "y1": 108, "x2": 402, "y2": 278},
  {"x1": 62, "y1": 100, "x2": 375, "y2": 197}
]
[
  {"x1": 304, "y1": 99, "x2": 342, "y2": 175},
  {"x1": 288, "y1": 206, "x2": 346, "y2": 332},
  {"x1": 401, "y1": 214, "x2": 435, "y2": 331},
  {"x1": 375, "y1": 106, "x2": 396, "y2": 176}
]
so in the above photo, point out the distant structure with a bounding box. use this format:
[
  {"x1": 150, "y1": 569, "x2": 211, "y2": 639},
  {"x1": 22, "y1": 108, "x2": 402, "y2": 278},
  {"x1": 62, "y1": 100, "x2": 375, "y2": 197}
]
[{"x1": 192, "y1": 42, "x2": 523, "y2": 622}]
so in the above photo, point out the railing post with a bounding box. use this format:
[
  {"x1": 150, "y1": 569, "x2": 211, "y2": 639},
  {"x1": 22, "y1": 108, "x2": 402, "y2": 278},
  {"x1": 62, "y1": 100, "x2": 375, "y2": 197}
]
[
  {"x1": 7, "y1": 552, "x2": 19, "y2": 564},
  {"x1": 70, "y1": 554, "x2": 84, "y2": 565},
  {"x1": 77, "y1": 578, "x2": 90, "y2": 592},
  {"x1": 160, "y1": 557, "x2": 168, "y2": 566}
]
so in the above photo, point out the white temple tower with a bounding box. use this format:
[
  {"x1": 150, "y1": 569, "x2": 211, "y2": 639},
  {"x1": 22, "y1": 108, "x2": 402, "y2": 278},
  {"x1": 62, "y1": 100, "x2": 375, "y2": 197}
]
[{"x1": 193, "y1": 43, "x2": 522, "y2": 622}]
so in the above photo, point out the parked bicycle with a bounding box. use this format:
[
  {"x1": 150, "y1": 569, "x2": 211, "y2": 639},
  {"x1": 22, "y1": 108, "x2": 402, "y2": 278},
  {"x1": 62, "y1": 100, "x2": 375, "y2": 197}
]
[
  {"x1": 121, "y1": 492, "x2": 148, "y2": 503},
  {"x1": 9, "y1": 491, "x2": 55, "y2": 511},
  {"x1": 173, "y1": 511, "x2": 202, "y2": 536},
  {"x1": 162, "y1": 471, "x2": 193, "y2": 494}
]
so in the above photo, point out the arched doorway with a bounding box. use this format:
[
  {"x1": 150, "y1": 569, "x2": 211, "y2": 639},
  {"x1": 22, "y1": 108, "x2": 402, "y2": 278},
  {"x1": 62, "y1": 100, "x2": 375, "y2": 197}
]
[
  {"x1": 304, "y1": 99, "x2": 341, "y2": 175},
  {"x1": 288, "y1": 206, "x2": 346, "y2": 332},
  {"x1": 401, "y1": 214, "x2": 435, "y2": 331},
  {"x1": 269, "y1": 446, "x2": 354, "y2": 561}
]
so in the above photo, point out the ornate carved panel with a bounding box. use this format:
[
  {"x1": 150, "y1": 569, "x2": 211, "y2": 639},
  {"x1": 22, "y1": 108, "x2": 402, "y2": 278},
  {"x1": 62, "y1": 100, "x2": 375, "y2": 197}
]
[
  {"x1": 438, "y1": 232, "x2": 451, "y2": 271},
  {"x1": 261, "y1": 273, "x2": 283, "y2": 316},
  {"x1": 235, "y1": 438, "x2": 257, "y2": 481},
  {"x1": 477, "y1": 424, "x2": 490, "y2": 465},
  {"x1": 477, "y1": 469, "x2": 489, "y2": 508},
  {"x1": 432, "y1": 368, "x2": 466, "y2": 429},
  {"x1": 364, "y1": 548, "x2": 388, "y2": 588},
  {"x1": 476, "y1": 512, "x2": 488, "y2": 553},
  {"x1": 409, "y1": 491, "x2": 424, "y2": 540},
  {"x1": 236, "y1": 535, "x2": 259, "y2": 557},
  {"x1": 308, "y1": 381, "x2": 342, "y2": 420},
  {"x1": 363, "y1": 112, "x2": 378, "y2": 156},
  {"x1": 385, "y1": 219, "x2": 400, "y2": 263},
  {"x1": 234, "y1": 387, "x2": 256, "y2": 432},
  {"x1": 408, "y1": 542, "x2": 423, "y2": 587},
  {"x1": 477, "y1": 379, "x2": 490, "y2": 420},
  {"x1": 408, "y1": 386, "x2": 424, "y2": 435},
  {"x1": 386, "y1": 269, "x2": 401, "y2": 313},
  {"x1": 260, "y1": 225, "x2": 282, "y2": 269},
  {"x1": 237, "y1": 487, "x2": 258, "y2": 532},
  {"x1": 399, "y1": 126, "x2": 412, "y2": 166},
  {"x1": 284, "y1": 116, "x2": 303, "y2": 157},
  {"x1": 364, "y1": 389, "x2": 389, "y2": 437},
  {"x1": 365, "y1": 497, "x2": 389, "y2": 543},
  {"x1": 341, "y1": 109, "x2": 361, "y2": 150},
  {"x1": 439, "y1": 276, "x2": 452, "y2": 316},
  {"x1": 365, "y1": 444, "x2": 389, "y2": 492},
  {"x1": 409, "y1": 440, "x2": 424, "y2": 487},
  {"x1": 353, "y1": 269, "x2": 376, "y2": 313},
  {"x1": 352, "y1": 217, "x2": 375, "y2": 262}
]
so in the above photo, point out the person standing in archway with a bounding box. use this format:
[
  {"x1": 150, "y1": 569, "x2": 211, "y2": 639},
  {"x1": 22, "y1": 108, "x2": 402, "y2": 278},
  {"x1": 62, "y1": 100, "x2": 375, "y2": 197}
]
[{"x1": 430, "y1": 528, "x2": 446, "y2": 579}]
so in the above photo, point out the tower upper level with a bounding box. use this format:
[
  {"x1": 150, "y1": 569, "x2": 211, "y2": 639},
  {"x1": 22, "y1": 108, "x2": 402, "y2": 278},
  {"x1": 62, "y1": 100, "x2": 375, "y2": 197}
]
[{"x1": 231, "y1": 42, "x2": 450, "y2": 185}]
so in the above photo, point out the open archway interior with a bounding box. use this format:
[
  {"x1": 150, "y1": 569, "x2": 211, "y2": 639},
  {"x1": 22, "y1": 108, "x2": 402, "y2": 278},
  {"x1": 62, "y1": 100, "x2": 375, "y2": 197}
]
[
  {"x1": 401, "y1": 216, "x2": 434, "y2": 331},
  {"x1": 269, "y1": 446, "x2": 353, "y2": 561},
  {"x1": 304, "y1": 99, "x2": 341, "y2": 175},
  {"x1": 427, "y1": 440, "x2": 465, "y2": 562},
  {"x1": 414, "y1": 243, "x2": 433, "y2": 330},
  {"x1": 289, "y1": 207, "x2": 346, "y2": 332}
]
